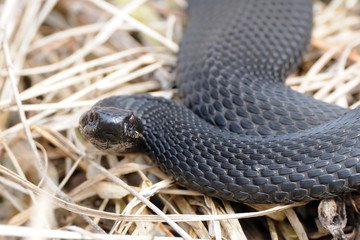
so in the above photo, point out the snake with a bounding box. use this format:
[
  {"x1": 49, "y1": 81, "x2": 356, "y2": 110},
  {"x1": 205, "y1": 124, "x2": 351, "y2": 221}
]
[{"x1": 79, "y1": 0, "x2": 360, "y2": 203}]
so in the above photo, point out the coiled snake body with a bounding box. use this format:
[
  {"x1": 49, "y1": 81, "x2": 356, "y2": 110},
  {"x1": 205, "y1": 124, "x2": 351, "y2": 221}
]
[{"x1": 79, "y1": 0, "x2": 360, "y2": 203}]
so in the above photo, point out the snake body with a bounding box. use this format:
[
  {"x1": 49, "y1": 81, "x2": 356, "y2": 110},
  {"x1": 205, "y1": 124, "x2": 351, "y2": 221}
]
[{"x1": 79, "y1": 0, "x2": 360, "y2": 203}]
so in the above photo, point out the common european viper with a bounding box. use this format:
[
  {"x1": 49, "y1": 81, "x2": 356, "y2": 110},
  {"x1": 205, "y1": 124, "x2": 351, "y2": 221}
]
[{"x1": 79, "y1": 0, "x2": 360, "y2": 203}]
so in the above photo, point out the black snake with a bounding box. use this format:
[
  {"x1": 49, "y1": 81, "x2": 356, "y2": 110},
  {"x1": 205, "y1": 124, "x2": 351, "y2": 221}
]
[{"x1": 79, "y1": 0, "x2": 360, "y2": 203}]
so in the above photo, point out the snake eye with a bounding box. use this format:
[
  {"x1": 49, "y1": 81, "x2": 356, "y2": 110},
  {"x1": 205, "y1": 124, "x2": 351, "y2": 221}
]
[
  {"x1": 128, "y1": 113, "x2": 136, "y2": 128},
  {"x1": 124, "y1": 113, "x2": 143, "y2": 138}
]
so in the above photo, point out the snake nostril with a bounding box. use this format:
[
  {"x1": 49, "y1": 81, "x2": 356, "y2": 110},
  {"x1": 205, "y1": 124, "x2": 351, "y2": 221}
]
[{"x1": 88, "y1": 110, "x2": 97, "y2": 124}]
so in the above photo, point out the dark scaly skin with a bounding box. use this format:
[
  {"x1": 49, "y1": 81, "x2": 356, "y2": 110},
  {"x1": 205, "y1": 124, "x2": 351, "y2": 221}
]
[
  {"x1": 79, "y1": 0, "x2": 360, "y2": 203},
  {"x1": 177, "y1": 0, "x2": 348, "y2": 135},
  {"x1": 85, "y1": 95, "x2": 360, "y2": 203}
]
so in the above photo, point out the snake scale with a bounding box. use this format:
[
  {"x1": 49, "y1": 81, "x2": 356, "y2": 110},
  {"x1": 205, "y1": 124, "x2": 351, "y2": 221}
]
[{"x1": 79, "y1": 0, "x2": 360, "y2": 203}]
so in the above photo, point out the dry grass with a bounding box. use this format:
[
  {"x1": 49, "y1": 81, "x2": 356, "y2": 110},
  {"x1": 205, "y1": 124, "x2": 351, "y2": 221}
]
[{"x1": 0, "y1": 0, "x2": 359, "y2": 239}]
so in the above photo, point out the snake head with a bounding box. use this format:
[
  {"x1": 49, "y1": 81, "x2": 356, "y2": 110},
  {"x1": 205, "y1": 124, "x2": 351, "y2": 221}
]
[{"x1": 79, "y1": 106, "x2": 144, "y2": 154}]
